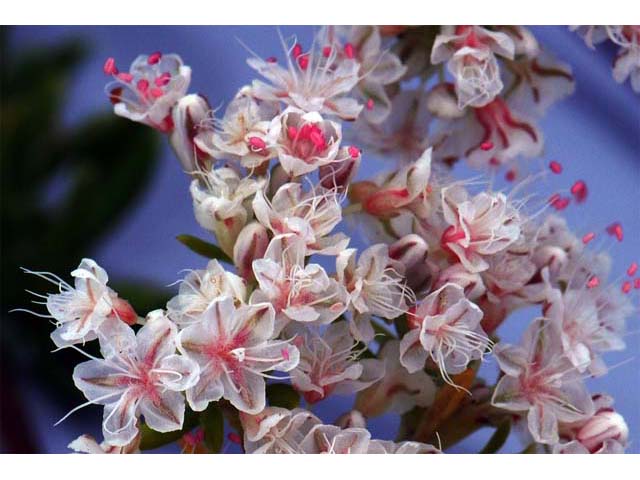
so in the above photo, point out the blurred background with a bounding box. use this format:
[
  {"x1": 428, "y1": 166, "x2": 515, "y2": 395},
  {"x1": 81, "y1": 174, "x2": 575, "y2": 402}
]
[{"x1": 1, "y1": 26, "x2": 638, "y2": 454}]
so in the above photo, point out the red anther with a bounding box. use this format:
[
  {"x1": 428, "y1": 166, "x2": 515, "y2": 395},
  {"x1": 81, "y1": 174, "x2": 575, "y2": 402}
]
[
  {"x1": 441, "y1": 225, "x2": 466, "y2": 245},
  {"x1": 309, "y1": 130, "x2": 325, "y2": 148},
  {"x1": 136, "y1": 79, "x2": 149, "y2": 93},
  {"x1": 117, "y1": 72, "x2": 133, "y2": 83},
  {"x1": 322, "y1": 46, "x2": 332, "y2": 57},
  {"x1": 344, "y1": 42, "x2": 356, "y2": 59},
  {"x1": 103, "y1": 57, "x2": 118, "y2": 75},
  {"x1": 549, "y1": 160, "x2": 563, "y2": 174},
  {"x1": 155, "y1": 72, "x2": 171, "y2": 86},
  {"x1": 480, "y1": 141, "x2": 493, "y2": 151},
  {"x1": 582, "y1": 232, "x2": 596, "y2": 244},
  {"x1": 627, "y1": 262, "x2": 638, "y2": 277},
  {"x1": 287, "y1": 126, "x2": 298, "y2": 140},
  {"x1": 570, "y1": 180, "x2": 588, "y2": 203},
  {"x1": 586, "y1": 276, "x2": 600, "y2": 289},
  {"x1": 634, "y1": 278, "x2": 640, "y2": 289},
  {"x1": 248, "y1": 136, "x2": 266, "y2": 150},
  {"x1": 606, "y1": 222, "x2": 623, "y2": 242},
  {"x1": 505, "y1": 169, "x2": 516, "y2": 182},
  {"x1": 622, "y1": 281, "x2": 632, "y2": 294},
  {"x1": 292, "y1": 43, "x2": 303, "y2": 59},
  {"x1": 266, "y1": 56, "x2": 277, "y2": 63},
  {"x1": 150, "y1": 87, "x2": 164, "y2": 98},
  {"x1": 297, "y1": 54, "x2": 309, "y2": 70},
  {"x1": 348, "y1": 146, "x2": 360, "y2": 158},
  {"x1": 147, "y1": 51, "x2": 162, "y2": 65},
  {"x1": 228, "y1": 432, "x2": 242, "y2": 445},
  {"x1": 366, "y1": 98, "x2": 374, "y2": 110},
  {"x1": 489, "y1": 157, "x2": 500, "y2": 166},
  {"x1": 550, "y1": 195, "x2": 570, "y2": 211},
  {"x1": 109, "y1": 87, "x2": 123, "y2": 104}
]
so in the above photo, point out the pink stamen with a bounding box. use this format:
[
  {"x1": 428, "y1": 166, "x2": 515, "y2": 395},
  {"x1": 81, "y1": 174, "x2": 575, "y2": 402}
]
[
  {"x1": 281, "y1": 348, "x2": 290, "y2": 361},
  {"x1": 137, "y1": 79, "x2": 149, "y2": 93},
  {"x1": 366, "y1": 98, "x2": 374, "y2": 110},
  {"x1": 550, "y1": 194, "x2": 570, "y2": 211},
  {"x1": 298, "y1": 55, "x2": 309, "y2": 70},
  {"x1": 505, "y1": 169, "x2": 516, "y2": 182},
  {"x1": 480, "y1": 141, "x2": 493, "y2": 151},
  {"x1": 586, "y1": 276, "x2": 600, "y2": 289},
  {"x1": 570, "y1": 180, "x2": 588, "y2": 203},
  {"x1": 606, "y1": 222, "x2": 623, "y2": 242},
  {"x1": 147, "y1": 51, "x2": 162, "y2": 65},
  {"x1": 287, "y1": 126, "x2": 298, "y2": 140},
  {"x1": 634, "y1": 278, "x2": 640, "y2": 289},
  {"x1": 344, "y1": 43, "x2": 356, "y2": 59},
  {"x1": 292, "y1": 43, "x2": 303, "y2": 59},
  {"x1": 348, "y1": 146, "x2": 360, "y2": 158},
  {"x1": 549, "y1": 160, "x2": 563, "y2": 174},
  {"x1": 248, "y1": 137, "x2": 266, "y2": 150},
  {"x1": 155, "y1": 72, "x2": 171, "y2": 86},
  {"x1": 103, "y1": 57, "x2": 118, "y2": 75},
  {"x1": 322, "y1": 46, "x2": 332, "y2": 57},
  {"x1": 489, "y1": 157, "x2": 500, "y2": 166},
  {"x1": 622, "y1": 281, "x2": 632, "y2": 294},
  {"x1": 582, "y1": 232, "x2": 595, "y2": 244},
  {"x1": 627, "y1": 262, "x2": 638, "y2": 277},
  {"x1": 150, "y1": 87, "x2": 164, "y2": 98},
  {"x1": 117, "y1": 72, "x2": 133, "y2": 83},
  {"x1": 266, "y1": 56, "x2": 277, "y2": 63}
]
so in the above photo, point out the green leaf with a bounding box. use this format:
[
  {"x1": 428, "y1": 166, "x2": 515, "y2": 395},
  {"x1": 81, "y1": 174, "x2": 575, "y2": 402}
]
[
  {"x1": 200, "y1": 403, "x2": 224, "y2": 453},
  {"x1": 479, "y1": 419, "x2": 511, "y2": 454},
  {"x1": 176, "y1": 234, "x2": 232, "y2": 264},
  {"x1": 139, "y1": 409, "x2": 199, "y2": 451},
  {"x1": 394, "y1": 315, "x2": 410, "y2": 338},
  {"x1": 266, "y1": 383, "x2": 300, "y2": 410}
]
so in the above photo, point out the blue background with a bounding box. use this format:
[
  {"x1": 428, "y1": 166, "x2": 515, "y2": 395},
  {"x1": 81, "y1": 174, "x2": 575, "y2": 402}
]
[{"x1": 5, "y1": 26, "x2": 639, "y2": 453}]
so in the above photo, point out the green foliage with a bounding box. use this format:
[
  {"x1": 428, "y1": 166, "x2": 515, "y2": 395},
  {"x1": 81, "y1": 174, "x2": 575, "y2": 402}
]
[
  {"x1": 176, "y1": 234, "x2": 232, "y2": 264},
  {"x1": 266, "y1": 383, "x2": 300, "y2": 410},
  {"x1": 139, "y1": 409, "x2": 200, "y2": 451},
  {"x1": 479, "y1": 419, "x2": 511, "y2": 454},
  {"x1": 199, "y1": 403, "x2": 224, "y2": 453}
]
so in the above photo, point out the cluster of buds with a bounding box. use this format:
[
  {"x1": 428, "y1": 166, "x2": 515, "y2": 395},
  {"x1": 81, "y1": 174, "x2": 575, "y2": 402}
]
[{"x1": 22, "y1": 25, "x2": 637, "y2": 455}]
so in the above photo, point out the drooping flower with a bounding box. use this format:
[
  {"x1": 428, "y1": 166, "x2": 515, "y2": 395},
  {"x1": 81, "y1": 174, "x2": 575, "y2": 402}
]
[
  {"x1": 68, "y1": 432, "x2": 140, "y2": 454},
  {"x1": 104, "y1": 52, "x2": 191, "y2": 132},
  {"x1": 285, "y1": 322, "x2": 384, "y2": 403},
  {"x1": 399, "y1": 283, "x2": 489, "y2": 385},
  {"x1": 266, "y1": 108, "x2": 343, "y2": 177},
  {"x1": 355, "y1": 340, "x2": 436, "y2": 417},
  {"x1": 491, "y1": 319, "x2": 595, "y2": 445},
  {"x1": 190, "y1": 167, "x2": 266, "y2": 256},
  {"x1": 609, "y1": 26, "x2": 640, "y2": 93},
  {"x1": 23, "y1": 258, "x2": 138, "y2": 348},
  {"x1": 177, "y1": 296, "x2": 299, "y2": 414},
  {"x1": 441, "y1": 185, "x2": 522, "y2": 273},
  {"x1": 247, "y1": 37, "x2": 362, "y2": 121},
  {"x1": 250, "y1": 236, "x2": 348, "y2": 334},
  {"x1": 72, "y1": 311, "x2": 199, "y2": 446},
  {"x1": 431, "y1": 26, "x2": 515, "y2": 109},
  {"x1": 195, "y1": 87, "x2": 279, "y2": 169},
  {"x1": 253, "y1": 182, "x2": 348, "y2": 255},
  {"x1": 233, "y1": 222, "x2": 270, "y2": 282},
  {"x1": 240, "y1": 407, "x2": 321, "y2": 454},
  {"x1": 167, "y1": 259, "x2": 246, "y2": 325},
  {"x1": 169, "y1": 94, "x2": 213, "y2": 173}
]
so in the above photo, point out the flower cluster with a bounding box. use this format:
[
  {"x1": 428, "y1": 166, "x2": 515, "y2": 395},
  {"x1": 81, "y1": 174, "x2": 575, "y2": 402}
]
[{"x1": 23, "y1": 25, "x2": 636, "y2": 455}]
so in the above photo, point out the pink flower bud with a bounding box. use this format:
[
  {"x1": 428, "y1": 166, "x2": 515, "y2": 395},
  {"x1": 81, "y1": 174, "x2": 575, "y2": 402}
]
[
  {"x1": 389, "y1": 234, "x2": 431, "y2": 293},
  {"x1": 335, "y1": 410, "x2": 367, "y2": 429},
  {"x1": 576, "y1": 410, "x2": 628, "y2": 453},
  {"x1": 233, "y1": 222, "x2": 269, "y2": 282},
  {"x1": 169, "y1": 94, "x2": 212, "y2": 173},
  {"x1": 318, "y1": 147, "x2": 361, "y2": 190},
  {"x1": 110, "y1": 296, "x2": 138, "y2": 326}
]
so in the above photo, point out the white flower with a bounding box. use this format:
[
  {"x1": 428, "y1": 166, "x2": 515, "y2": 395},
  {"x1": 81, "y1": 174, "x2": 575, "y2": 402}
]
[
  {"x1": 545, "y1": 286, "x2": 629, "y2": 376},
  {"x1": 247, "y1": 37, "x2": 362, "y2": 121},
  {"x1": 23, "y1": 259, "x2": 137, "y2": 348},
  {"x1": 491, "y1": 319, "x2": 595, "y2": 445},
  {"x1": 285, "y1": 322, "x2": 384, "y2": 404},
  {"x1": 241, "y1": 407, "x2": 321, "y2": 454},
  {"x1": 250, "y1": 236, "x2": 348, "y2": 334},
  {"x1": 169, "y1": 94, "x2": 213, "y2": 173},
  {"x1": 177, "y1": 297, "x2": 299, "y2": 414},
  {"x1": 104, "y1": 52, "x2": 191, "y2": 132},
  {"x1": 441, "y1": 185, "x2": 521, "y2": 273},
  {"x1": 610, "y1": 26, "x2": 640, "y2": 92},
  {"x1": 399, "y1": 283, "x2": 489, "y2": 385},
  {"x1": 72, "y1": 312, "x2": 199, "y2": 446},
  {"x1": 368, "y1": 440, "x2": 441, "y2": 454},
  {"x1": 195, "y1": 87, "x2": 279, "y2": 168},
  {"x1": 337, "y1": 244, "x2": 414, "y2": 329},
  {"x1": 431, "y1": 26, "x2": 515, "y2": 109},
  {"x1": 356, "y1": 340, "x2": 436, "y2": 417},
  {"x1": 266, "y1": 108, "x2": 343, "y2": 177},
  {"x1": 299, "y1": 424, "x2": 371, "y2": 454},
  {"x1": 68, "y1": 433, "x2": 140, "y2": 454},
  {"x1": 167, "y1": 259, "x2": 246, "y2": 325},
  {"x1": 253, "y1": 182, "x2": 348, "y2": 255},
  {"x1": 190, "y1": 167, "x2": 265, "y2": 255}
]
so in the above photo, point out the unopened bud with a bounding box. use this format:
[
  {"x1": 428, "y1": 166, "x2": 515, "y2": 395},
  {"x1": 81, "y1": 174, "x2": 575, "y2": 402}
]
[
  {"x1": 576, "y1": 410, "x2": 628, "y2": 453},
  {"x1": 319, "y1": 147, "x2": 361, "y2": 190},
  {"x1": 435, "y1": 263, "x2": 486, "y2": 300},
  {"x1": 389, "y1": 234, "x2": 431, "y2": 293},
  {"x1": 233, "y1": 222, "x2": 269, "y2": 282},
  {"x1": 169, "y1": 94, "x2": 212, "y2": 173},
  {"x1": 110, "y1": 296, "x2": 138, "y2": 325}
]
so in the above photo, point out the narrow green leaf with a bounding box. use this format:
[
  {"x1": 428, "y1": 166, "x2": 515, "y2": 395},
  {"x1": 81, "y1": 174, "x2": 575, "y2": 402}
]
[
  {"x1": 139, "y1": 409, "x2": 199, "y2": 451},
  {"x1": 176, "y1": 234, "x2": 232, "y2": 264},
  {"x1": 479, "y1": 419, "x2": 511, "y2": 454},
  {"x1": 200, "y1": 403, "x2": 224, "y2": 453},
  {"x1": 266, "y1": 383, "x2": 300, "y2": 410},
  {"x1": 394, "y1": 315, "x2": 410, "y2": 338}
]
